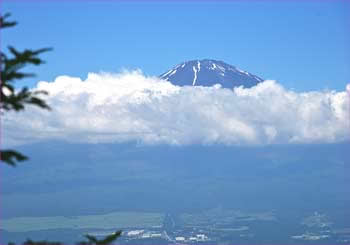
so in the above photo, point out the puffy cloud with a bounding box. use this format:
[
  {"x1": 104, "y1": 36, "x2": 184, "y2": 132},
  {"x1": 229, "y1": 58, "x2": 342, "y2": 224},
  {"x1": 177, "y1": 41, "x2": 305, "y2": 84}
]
[{"x1": 2, "y1": 71, "x2": 349, "y2": 146}]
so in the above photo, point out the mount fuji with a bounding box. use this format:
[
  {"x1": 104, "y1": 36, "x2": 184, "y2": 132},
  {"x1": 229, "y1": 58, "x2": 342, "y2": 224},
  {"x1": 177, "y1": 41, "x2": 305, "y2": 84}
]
[{"x1": 159, "y1": 59, "x2": 263, "y2": 89}]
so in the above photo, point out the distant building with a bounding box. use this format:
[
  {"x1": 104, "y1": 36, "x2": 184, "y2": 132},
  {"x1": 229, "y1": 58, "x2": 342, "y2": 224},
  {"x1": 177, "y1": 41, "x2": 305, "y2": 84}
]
[
  {"x1": 189, "y1": 237, "x2": 197, "y2": 241},
  {"x1": 142, "y1": 233, "x2": 151, "y2": 239},
  {"x1": 127, "y1": 230, "x2": 144, "y2": 236},
  {"x1": 196, "y1": 234, "x2": 208, "y2": 241},
  {"x1": 175, "y1": 236, "x2": 185, "y2": 242}
]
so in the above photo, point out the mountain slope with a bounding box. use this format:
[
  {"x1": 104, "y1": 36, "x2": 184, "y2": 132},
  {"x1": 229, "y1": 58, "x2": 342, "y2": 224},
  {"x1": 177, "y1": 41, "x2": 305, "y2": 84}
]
[{"x1": 160, "y1": 59, "x2": 263, "y2": 88}]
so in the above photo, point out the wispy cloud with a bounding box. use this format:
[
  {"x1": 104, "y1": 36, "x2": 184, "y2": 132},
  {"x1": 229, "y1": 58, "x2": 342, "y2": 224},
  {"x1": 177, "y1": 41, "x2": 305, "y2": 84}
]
[{"x1": 3, "y1": 70, "x2": 349, "y2": 146}]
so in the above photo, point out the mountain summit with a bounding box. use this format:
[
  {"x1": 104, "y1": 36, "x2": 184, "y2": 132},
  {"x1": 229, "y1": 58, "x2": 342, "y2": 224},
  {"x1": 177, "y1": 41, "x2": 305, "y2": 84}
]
[{"x1": 159, "y1": 59, "x2": 263, "y2": 88}]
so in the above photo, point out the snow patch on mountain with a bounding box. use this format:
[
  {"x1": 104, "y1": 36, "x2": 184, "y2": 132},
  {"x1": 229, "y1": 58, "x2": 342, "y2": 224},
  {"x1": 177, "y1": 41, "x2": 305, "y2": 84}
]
[
  {"x1": 160, "y1": 59, "x2": 263, "y2": 88},
  {"x1": 192, "y1": 66, "x2": 198, "y2": 85}
]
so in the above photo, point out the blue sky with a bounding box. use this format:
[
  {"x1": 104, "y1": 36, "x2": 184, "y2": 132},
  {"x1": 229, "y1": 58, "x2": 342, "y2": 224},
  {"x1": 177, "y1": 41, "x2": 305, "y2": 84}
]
[{"x1": 2, "y1": 0, "x2": 350, "y2": 91}]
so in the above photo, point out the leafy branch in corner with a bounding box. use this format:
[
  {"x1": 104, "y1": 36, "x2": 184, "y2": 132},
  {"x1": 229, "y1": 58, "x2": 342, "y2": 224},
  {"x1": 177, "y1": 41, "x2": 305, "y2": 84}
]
[
  {"x1": 0, "y1": 13, "x2": 51, "y2": 166},
  {"x1": 2, "y1": 13, "x2": 123, "y2": 245}
]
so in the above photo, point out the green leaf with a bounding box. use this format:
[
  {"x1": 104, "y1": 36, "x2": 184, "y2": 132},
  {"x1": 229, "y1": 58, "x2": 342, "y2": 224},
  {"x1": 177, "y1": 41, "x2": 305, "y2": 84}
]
[
  {"x1": 0, "y1": 150, "x2": 28, "y2": 166},
  {"x1": 0, "y1": 13, "x2": 17, "y2": 29}
]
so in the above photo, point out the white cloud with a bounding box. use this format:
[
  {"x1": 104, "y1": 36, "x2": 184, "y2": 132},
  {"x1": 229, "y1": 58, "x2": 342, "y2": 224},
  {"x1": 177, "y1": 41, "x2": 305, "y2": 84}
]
[{"x1": 3, "y1": 70, "x2": 349, "y2": 146}]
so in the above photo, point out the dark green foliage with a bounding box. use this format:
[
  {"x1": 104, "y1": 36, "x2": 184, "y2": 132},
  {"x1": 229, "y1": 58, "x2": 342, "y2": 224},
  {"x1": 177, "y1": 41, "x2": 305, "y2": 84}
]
[
  {"x1": 0, "y1": 13, "x2": 51, "y2": 166},
  {"x1": 1, "y1": 46, "x2": 53, "y2": 88},
  {"x1": 7, "y1": 231, "x2": 122, "y2": 245},
  {"x1": 0, "y1": 150, "x2": 28, "y2": 166},
  {"x1": 81, "y1": 230, "x2": 122, "y2": 245},
  {"x1": 0, "y1": 13, "x2": 17, "y2": 28},
  {"x1": 21, "y1": 240, "x2": 62, "y2": 245}
]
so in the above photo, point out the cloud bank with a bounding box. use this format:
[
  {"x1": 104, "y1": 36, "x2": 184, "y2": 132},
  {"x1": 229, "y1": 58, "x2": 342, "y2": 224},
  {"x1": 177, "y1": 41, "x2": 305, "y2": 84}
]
[{"x1": 3, "y1": 70, "x2": 349, "y2": 146}]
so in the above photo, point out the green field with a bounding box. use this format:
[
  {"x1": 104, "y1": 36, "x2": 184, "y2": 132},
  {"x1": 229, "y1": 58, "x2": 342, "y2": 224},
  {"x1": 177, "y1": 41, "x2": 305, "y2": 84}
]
[{"x1": 0, "y1": 212, "x2": 164, "y2": 232}]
